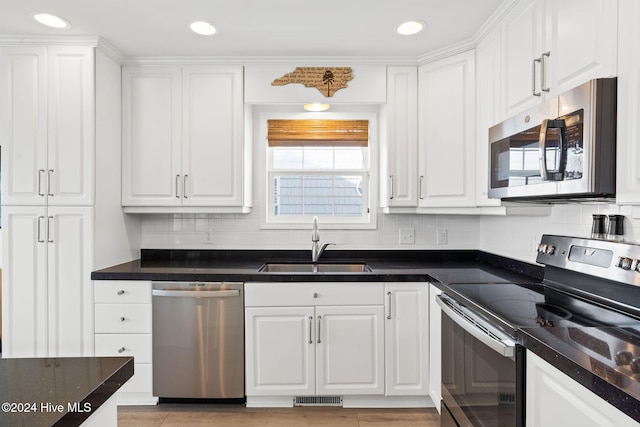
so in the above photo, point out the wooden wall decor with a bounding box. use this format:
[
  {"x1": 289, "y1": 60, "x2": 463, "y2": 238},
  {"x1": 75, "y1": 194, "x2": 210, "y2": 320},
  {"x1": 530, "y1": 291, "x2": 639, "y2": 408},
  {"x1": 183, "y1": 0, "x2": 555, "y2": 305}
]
[{"x1": 271, "y1": 67, "x2": 353, "y2": 97}]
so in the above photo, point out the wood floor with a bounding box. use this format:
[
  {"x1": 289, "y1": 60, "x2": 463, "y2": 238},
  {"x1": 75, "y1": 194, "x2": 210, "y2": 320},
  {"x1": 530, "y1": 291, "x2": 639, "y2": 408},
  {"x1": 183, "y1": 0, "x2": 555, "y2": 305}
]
[{"x1": 118, "y1": 404, "x2": 440, "y2": 427}]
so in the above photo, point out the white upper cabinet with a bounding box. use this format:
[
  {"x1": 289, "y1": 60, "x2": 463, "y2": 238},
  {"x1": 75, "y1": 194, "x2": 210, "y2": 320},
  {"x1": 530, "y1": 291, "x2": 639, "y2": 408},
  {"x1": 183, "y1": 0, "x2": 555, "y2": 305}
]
[
  {"x1": 616, "y1": 0, "x2": 640, "y2": 206},
  {"x1": 383, "y1": 67, "x2": 419, "y2": 207},
  {"x1": 122, "y1": 65, "x2": 247, "y2": 212},
  {"x1": 0, "y1": 46, "x2": 95, "y2": 206},
  {"x1": 418, "y1": 51, "x2": 476, "y2": 207},
  {"x1": 501, "y1": 0, "x2": 617, "y2": 117}
]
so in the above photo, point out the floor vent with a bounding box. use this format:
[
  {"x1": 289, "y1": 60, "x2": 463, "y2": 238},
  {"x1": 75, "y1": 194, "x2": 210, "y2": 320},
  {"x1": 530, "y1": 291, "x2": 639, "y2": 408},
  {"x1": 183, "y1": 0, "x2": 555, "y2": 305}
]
[
  {"x1": 499, "y1": 393, "x2": 516, "y2": 404},
  {"x1": 294, "y1": 396, "x2": 343, "y2": 407}
]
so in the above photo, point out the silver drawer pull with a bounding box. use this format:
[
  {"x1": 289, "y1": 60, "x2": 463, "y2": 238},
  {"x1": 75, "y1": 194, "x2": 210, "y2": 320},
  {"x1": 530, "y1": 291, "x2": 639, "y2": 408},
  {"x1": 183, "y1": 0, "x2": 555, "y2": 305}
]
[
  {"x1": 119, "y1": 317, "x2": 126, "y2": 322},
  {"x1": 387, "y1": 291, "x2": 392, "y2": 319},
  {"x1": 117, "y1": 347, "x2": 126, "y2": 353},
  {"x1": 313, "y1": 292, "x2": 318, "y2": 299},
  {"x1": 308, "y1": 316, "x2": 313, "y2": 344},
  {"x1": 117, "y1": 290, "x2": 125, "y2": 296},
  {"x1": 317, "y1": 315, "x2": 322, "y2": 344}
]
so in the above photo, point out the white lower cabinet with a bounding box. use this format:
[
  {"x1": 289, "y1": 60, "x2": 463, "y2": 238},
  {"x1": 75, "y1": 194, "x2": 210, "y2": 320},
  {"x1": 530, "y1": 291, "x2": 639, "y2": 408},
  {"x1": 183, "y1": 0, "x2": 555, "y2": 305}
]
[
  {"x1": 384, "y1": 283, "x2": 429, "y2": 396},
  {"x1": 93, "y1": 280, "x2": 156, "y2": 405},
  {"x1": 245, "y1": 282, "x2": 431, "y2": 408},
  {"x1": 526, "y1": 351, "x2": 639, "y2": 427}
]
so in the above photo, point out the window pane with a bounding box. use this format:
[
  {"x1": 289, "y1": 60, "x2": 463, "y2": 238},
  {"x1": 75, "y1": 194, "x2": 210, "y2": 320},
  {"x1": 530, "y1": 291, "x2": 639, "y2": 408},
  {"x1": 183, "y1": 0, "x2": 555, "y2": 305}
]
[
  {"x1": 273, "y1": 149, "x2": 303, "y2": 169},
  {"x1": 335, "y1": 148, "x2": 364, "y2": 169},
  {"x1": 303, "y1": 149, "x2": 333, "y2": 169},
  {"x1": 273, "y1": 174, "x2": 364, "y2": 217}
]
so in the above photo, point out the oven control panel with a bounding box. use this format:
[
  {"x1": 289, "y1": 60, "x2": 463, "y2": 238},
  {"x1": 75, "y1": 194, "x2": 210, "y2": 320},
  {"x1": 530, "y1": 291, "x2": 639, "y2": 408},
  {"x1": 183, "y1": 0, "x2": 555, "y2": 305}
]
[{"x1": 536, "y1": 234, "x2": 640, "y2": 286}]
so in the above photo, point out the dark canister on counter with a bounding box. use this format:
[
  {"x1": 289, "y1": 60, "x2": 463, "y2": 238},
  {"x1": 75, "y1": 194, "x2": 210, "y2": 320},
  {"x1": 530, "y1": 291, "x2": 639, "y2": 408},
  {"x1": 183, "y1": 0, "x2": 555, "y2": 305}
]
[
  {"x1": 591, "y1": 214, "x2": 607, "y2": 239},
  {"x1": 607, "y1": 214, "x2": 625, "y2": 241}
]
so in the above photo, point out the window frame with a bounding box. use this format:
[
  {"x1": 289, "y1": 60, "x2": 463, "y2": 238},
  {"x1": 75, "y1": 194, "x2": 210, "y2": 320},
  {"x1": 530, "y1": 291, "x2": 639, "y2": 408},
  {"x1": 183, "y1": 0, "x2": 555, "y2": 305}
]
[{"x1": 257, "y1": 109, "x2": 378, "y2": 230}]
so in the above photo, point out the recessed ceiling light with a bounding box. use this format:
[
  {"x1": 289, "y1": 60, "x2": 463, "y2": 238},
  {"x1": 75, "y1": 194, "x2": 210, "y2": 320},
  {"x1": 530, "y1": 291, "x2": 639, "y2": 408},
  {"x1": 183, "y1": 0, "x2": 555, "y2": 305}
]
[
  {"x1": 396, "y1": 20, "x2": 425, "y2": 36},
  {"x1": 190, "y1": 21, "x2": 217, "y2": 36},
  {"x1": 304, "y1": 103, "x2": 330, "y2": 112},
  {"x1": 33, "y1": 13, "x2": 71, "y2": 29}
]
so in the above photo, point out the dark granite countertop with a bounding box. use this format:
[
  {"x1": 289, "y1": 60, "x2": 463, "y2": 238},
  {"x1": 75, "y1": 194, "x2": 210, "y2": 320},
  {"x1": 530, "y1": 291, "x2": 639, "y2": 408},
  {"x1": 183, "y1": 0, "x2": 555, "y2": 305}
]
[
  {"x1": 519, "y1": 327, "x2": 640, "y2": 422},
  {"x1": 0, "y1": 356, "x2": 133, "y2": 427},
  {"x1": 91, "y1": 249, "x2": 543, "y2": 284}
]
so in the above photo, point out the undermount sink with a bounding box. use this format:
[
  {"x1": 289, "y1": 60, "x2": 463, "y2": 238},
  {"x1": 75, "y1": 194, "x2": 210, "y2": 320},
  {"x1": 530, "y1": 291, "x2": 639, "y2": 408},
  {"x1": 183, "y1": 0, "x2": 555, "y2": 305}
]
[{"x1": 259, "y1": 262, "x2": 372, "y2": 273}]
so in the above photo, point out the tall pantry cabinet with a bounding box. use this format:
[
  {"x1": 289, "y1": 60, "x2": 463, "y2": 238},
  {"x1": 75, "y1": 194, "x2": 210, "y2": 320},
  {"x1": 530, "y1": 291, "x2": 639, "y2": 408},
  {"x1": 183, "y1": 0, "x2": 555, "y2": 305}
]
[{"x1": 1, "y1": 41, "x2": 136, "y2": 358}]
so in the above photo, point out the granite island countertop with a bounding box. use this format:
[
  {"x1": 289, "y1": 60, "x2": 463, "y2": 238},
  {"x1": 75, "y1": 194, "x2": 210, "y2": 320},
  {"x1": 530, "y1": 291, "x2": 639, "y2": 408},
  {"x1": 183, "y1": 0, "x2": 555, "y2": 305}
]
[{"x1": 0, "y1": 356, "x2": 133, "y2": 427}]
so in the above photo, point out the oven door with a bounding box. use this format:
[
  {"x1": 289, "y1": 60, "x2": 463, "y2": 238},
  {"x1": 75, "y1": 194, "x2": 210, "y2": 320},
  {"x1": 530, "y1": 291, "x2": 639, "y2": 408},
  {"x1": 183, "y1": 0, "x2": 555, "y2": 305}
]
[{"x1": 437, "y1": 294, "x2": 525, "y2": 427}]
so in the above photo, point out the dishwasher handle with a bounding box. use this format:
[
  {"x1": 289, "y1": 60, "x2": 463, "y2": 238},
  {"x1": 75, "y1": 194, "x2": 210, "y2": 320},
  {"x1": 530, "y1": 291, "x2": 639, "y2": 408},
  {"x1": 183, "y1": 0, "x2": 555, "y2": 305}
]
[{"x1": 152, "y1": 289, "x2": 240, "y2": 298}]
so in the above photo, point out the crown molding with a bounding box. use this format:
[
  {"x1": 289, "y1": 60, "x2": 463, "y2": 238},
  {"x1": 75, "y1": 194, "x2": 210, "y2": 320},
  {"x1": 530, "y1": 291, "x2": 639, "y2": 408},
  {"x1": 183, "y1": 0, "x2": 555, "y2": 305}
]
[
  {"x1": 0, "y1": 35, "x2": 100, "y2": 46},
  {"x1": 123, "y1": 56, "x2": 419, "y2": 67},
  {"x1": 96, "y1": 36, "x2": 125, "y2": 64}
]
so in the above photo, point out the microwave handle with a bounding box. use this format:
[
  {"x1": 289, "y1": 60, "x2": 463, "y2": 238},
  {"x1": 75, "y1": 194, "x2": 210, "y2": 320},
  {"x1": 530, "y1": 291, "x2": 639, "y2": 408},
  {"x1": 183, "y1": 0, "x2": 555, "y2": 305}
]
[{"x1": 539, "y1": 118, "x2": 567, "y2": 181}]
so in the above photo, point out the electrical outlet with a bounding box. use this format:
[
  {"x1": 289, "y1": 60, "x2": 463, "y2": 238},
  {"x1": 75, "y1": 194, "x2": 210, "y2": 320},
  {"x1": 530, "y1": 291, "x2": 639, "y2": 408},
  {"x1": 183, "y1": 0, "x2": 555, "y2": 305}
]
[
  {"x1": 437, "y1": 229, "x2": 448, "y2": 245},
  {"x1": 204, "y1": 231, "x2": 214, "y2": 244},
  {"x1": 399, "y1": 229, "x2": 415, "y2": 244}
]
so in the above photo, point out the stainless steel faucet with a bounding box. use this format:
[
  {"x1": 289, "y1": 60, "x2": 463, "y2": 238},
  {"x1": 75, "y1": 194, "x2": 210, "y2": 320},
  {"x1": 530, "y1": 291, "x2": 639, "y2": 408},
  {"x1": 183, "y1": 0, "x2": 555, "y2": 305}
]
[{"x1": 311, "y1": 216, "x2": 334, "y2": 262}]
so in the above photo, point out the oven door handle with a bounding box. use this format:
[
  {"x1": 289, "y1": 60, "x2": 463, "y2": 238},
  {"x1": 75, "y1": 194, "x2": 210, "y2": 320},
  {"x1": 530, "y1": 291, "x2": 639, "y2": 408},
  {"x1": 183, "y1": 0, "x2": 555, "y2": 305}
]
[{"x1": 436, "y1": 295, "x2": 515, "y2": 358}]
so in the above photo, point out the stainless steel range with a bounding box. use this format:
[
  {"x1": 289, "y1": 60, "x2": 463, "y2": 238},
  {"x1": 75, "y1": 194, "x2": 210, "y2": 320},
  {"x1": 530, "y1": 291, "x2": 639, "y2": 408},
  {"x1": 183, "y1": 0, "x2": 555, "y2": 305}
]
[{"x1": 438, "y1": 235, "x2": 640, "y2": 427}]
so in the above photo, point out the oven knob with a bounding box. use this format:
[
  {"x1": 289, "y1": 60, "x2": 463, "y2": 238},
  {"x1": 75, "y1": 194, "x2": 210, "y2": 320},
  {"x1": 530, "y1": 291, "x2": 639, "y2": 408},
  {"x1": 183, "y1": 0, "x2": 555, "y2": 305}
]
[
  {"x1": 635, "y1": 260, "x2": 640, "y2": 273},
  {"x1": 545, "y1": 245, "x2": 556, "y2": 255},
  {"x1": 617, "y1": 257, "x2": 633, "y2": 270},
  {"x1": 631, "y1": 357, "x2": 640, "y2": 374},
  {"x1": 537, "y1": 244, "x2": 548, "y2": 254},
  {"x1": 614, "y1": 351, "x2": 633, "y2": 366}
]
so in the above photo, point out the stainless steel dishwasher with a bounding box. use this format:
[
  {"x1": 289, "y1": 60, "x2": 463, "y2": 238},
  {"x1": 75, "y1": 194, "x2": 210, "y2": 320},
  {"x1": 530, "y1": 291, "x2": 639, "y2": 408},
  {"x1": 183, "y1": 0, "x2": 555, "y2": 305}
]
[{"x1": 152, "y1": 281, "x2": 244, "y2": 399}]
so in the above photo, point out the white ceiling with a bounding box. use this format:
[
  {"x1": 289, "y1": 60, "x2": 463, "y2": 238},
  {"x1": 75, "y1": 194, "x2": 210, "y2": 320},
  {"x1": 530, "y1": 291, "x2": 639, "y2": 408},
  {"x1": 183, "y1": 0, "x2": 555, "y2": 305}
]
[{"x1": 1, "y1": 0, "x2": 506, "y2": 59}]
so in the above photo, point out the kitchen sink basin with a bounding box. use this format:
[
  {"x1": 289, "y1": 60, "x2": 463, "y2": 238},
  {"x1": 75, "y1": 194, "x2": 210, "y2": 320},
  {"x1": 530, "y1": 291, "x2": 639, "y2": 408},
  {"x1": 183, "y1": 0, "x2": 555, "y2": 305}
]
[{"x1": 259, "y1": 262, "x2": 372, "y2": 273}]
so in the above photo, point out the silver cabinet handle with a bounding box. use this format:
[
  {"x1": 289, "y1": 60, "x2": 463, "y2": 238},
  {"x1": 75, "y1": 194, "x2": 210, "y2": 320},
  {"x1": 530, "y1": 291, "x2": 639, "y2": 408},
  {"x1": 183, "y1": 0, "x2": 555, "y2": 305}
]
[
  {"x1": 389, "y1": 174, "x2": 395, "y2": 200},
  {"x1": 541, "y1": 52, "x2": 551, "y2": 92},
  {"x1": 47, "y1": 169, "x2": 54, "y2": 196},
  {"x1": 419, "y1": 175, "x2": 424, "y2": 200},
  {"x1": 183, "y1": 174, "x2": 188, "y2": 198},
  {"x1": 317, "y1": 315, "x2": 322, "y2": 344},
  {"x1": 532, "y1": 57, "x2": 542, "y2": 97},
  {"x1": 117, "y1": 290, "x2": 125, "y2": 296},
  {"x1": 175, "y1": 174, "x2": 181, "y2": 198},
  {"x1": 313, "y1": 292, "x2": 318, "y2": 299},
  {"x1": 38, "y1": 170, "x2": 45, "y2": 196},
  {"x1": 308, "y1": 316, "x2": 313, "y2": 344},
  {"x1": 387, "y1": 291, "x2": 392, "y2": 319},
  {"x1": 119, "y1": 317, "x2": 126, "y2": 322},
  {"x1": 37, "y1": 216, "x2": 45, "y2": 243},
  {"x1": 47, "y1": 216, "x2": 54, "y2": 243},
  {"x1": 117, "y1": 347, "x2": 126, "y2": 353}
]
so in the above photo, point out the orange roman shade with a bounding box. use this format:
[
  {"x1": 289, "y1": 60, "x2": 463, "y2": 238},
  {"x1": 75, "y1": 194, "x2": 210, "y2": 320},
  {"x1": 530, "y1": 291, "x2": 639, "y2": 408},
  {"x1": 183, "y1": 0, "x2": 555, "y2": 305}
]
[{"x1": 267, "y1": 119, "x2": 369, "y2": 147}]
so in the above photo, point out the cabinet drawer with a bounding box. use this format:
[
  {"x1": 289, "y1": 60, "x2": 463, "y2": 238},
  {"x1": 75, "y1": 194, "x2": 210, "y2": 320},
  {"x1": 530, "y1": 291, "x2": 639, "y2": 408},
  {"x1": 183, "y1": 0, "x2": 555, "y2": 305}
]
[
  {"x1": 120, "y1": 363, "x2": 152, "y2": 394},
  {"x1": 94, "y1": 280, "x2": 152, "y2": 304},
  {"x1": 95, "y1": 304, "x2": 152, "y2": 333},
  {"x1": 245, "y1": 282, "x2": 384, "y2": 307},
  {"x1": 95, "y1": 334, "x2": 152, "y2": 364}
]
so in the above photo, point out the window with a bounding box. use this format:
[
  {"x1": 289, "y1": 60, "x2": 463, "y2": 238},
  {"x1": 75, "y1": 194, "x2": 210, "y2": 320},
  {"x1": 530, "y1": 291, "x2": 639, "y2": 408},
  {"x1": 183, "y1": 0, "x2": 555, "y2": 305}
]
[{"x1": 265, "y1": 118, "x2": 374, "y2": 228}]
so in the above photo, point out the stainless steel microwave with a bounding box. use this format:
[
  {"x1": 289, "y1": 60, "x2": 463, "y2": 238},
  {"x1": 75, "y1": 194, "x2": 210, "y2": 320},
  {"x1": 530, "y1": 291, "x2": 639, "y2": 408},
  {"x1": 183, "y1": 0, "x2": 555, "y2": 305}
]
[{"x1": 488, "y1": 78, "x2": 616, "y2": 201}]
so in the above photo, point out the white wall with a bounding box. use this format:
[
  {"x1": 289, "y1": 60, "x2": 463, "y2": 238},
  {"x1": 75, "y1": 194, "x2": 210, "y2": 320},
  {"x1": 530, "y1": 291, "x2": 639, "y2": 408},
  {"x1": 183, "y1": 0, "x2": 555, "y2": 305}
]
[
  {"x1": 140, "y1": 212, "x2": 480, "y2": 251},
  {"x1": 479, "y1": 204, "x2": 640, "y2": 263}
]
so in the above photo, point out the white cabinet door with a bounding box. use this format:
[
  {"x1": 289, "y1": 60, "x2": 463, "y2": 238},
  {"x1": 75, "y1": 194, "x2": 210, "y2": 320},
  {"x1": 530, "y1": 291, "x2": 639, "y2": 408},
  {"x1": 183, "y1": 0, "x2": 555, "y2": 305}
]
[
  {"x1": 245, "y1": 306, "x2": 316, "y2": 396},
  {"x1": 1, "y1": 207, "x2": 94, "y2": 358},
  {"x1": 1, "y1": 207, "x2": 48, "y2": 357},
  {"x1": 121, "y1": 67, "x2": 182, "y2": 206},
  {"x1": 383, "y1": 67, "x2": 418, "y2": 207},
  {"x1": 418, "y1": 51, "x2": 476, "y2": 207},
  {"x1": 501, "y1": 0, "x2": 545, "y2": 116},
  {"x1": 526, "y1": 351, "x2": 639, "y2": 427},
  {"x1": 616, "y1": 0, "x2": 640, "y2": 205},
  {"x1": 47, "y1": 46, "x2": 95, "y2": 206},
  {"x1": 0, "y1": 46, "x2": 94, "y2": 206},
  {"x1": 384, "y1": 283, "x2": 429, "y2": 396},
  {"x1": 0, "y1": 46, "x2": 48, "y2": 206},
  {"x1": 316, "y1": 305, "x2": 384, "y2": 395},
  {"x1": 182, "y1": 66, "x2": 244, "y2": 206},
  {"x1": 428, "y1": 284, "x2": 442, "y2": 407},
  {"x1": 46, "y1": 207, "x2": 94, "y2": 356},
  {"x1": 544, "y1": 0, "x2": 617, "y2": 97},
  {"x1": 501, "y1": 0, "x2": 617, "y2": 117}
]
